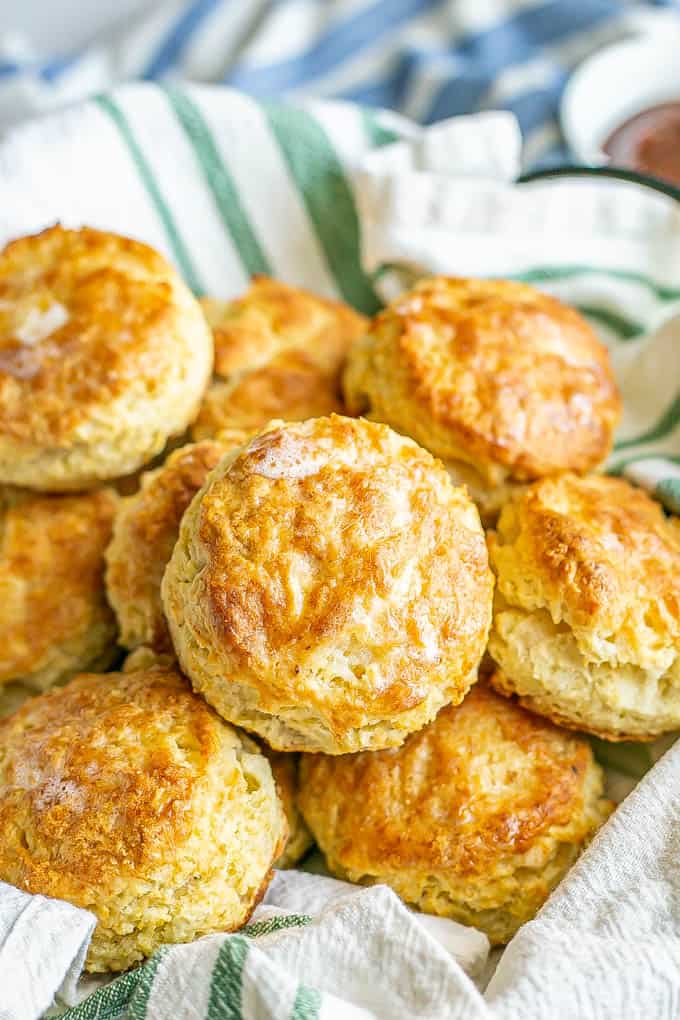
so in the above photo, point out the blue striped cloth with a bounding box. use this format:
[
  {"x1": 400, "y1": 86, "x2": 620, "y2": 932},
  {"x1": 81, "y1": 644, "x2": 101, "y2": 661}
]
[{"x1": 1, "y1": 0, "x2": 678, "y2": 165}]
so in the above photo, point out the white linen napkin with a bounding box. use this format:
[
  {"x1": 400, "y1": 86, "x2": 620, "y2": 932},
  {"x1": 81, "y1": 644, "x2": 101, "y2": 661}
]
[
  {"x1": 488, "y1": 739, "x2": 680, "y2": 1020},
  {"x1": 0, "y1": 883, "x2": 94, "y2": 1020}
]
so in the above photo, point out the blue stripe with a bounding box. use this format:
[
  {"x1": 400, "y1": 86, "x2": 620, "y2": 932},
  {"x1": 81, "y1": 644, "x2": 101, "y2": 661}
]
[
  {"x1": 143, "y1": 0, "x2": 223, "y2": 79},
  {"x1": 0, "y1": 61, "x2": 21, "y2": 77},
  {"x1": 338, "y1": 53, "x2": 414, "y2": 109},
  {"x1": 450, "y1": 0, "x2": 613, "y2": 66},
  {"x1": 532, "y1": 141, "x2": 572, "y2": 168},
  {"x1": 319, "y1": 0, "x2": 615, "y2": 125},
  {"x1": 41, "y1": 53, "x2": 81, "y2": 82},
  {"x1": 424, "y1": 70, "x2": 493, "y2": 123},
  {"x1": 224, "y1": 0, "x2": 445, "y2": 92},
  {"x1": 337, "y1": 43, "x2": 462, "y2": 107},
  {"x1": 504, "y1": 72, "x2": 568, "y2": 135},
  {"x1": 425, "y1": 0, "x2": 614, "y2": 122},
  {"x1": 0, "y1": 54, "x2": 80, "y2": 82}
]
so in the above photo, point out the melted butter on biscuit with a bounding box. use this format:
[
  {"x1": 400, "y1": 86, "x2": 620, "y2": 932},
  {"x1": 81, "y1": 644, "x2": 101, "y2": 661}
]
[
  {"x1": 247, "y1": 429, "x2": 325, "y2": 480},
  {"x1": 14, "y1": 302, "x2": 69, "y2": 346}
]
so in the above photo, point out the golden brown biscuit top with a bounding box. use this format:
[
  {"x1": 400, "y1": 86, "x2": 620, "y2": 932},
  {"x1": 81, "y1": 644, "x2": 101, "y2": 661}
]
[
  {"x1": 201, "y1": 276, "x2": 367, "y2": 378},
  {"x1": 193, "y1": 278, "x2": 367, "y2": 438},
  {"x1": 298, "y1": 683, "x2": 597, "y2": 875},
  {"x1": 0, "y1": 225, "x2": 202, "y2": 444},
  {"x1": 0, "y1": 668, "x2": 247, "y2": 894},
  {"x1": 346, "y1": 277, "x2": 621, "y2": 482},
  {"x1": 0, "y1": 487, "x2": 118, "y2": 684},
  {"x1": 193, "y1": 351, "x2": 346, "y2": 437},
  {"x1": 106, "y1": 436, "x2": 245, "y2": 651},
  {"x1": 489, "y1": 473, "x2": 680, "y2": 644},
  {"x1": 191, "y1": 415, "x2": 492, "y2": 728}
]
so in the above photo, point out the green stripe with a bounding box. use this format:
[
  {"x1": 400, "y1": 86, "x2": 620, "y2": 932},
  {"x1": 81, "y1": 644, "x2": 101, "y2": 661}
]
[
  {"x1": 607, "y1": 452, "x2": 680, "y2": 476},
  {"x1": 59, "y1": 970, "x2": 140, "y2": 1020},
  {"x1": 656, "y1": 477, "x2": 680, "y2": 513},
  {"x1": 575, "y1": 303, "x2": 643, "y2": 340},
  {"x1": 361, "y1": 109, "x2": 399, "y2": 148},
  {"x1": 128, "y1": 946, "x2": 171, "y2": 1020},
  {"x1": 291, "y1": 984, "x2": 322, "y2": 1020},
  {"x1": 513, "y1": 265, "x2": 680, "y2": 301},
  {"x1": 206, "y1": 935, "x2": 249, "y2": 1020},
  {"x1": 241, "y1": 913, "x2": 312, "y2": 938},
  {"x1": 264, "y1": 103, "x2": 382, "y2": 315},
  {"x1": 163, "y1": 87, "x2": 271, "y2": 279},
  {"x1": 94, "y1": 94, "x2": 203, "y2": 295},
  {"x1": 614, "y1": 393, "x2": 680, "y2": 451}
]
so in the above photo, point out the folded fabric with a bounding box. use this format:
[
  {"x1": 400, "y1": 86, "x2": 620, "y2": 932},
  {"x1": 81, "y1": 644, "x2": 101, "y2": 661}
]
[
  {"x1": 0, "y1": 883, "x2": 94, "y2": 1020},
  {"x1": 262, "y1": 870, "x2": 491, "y2": 979},
  {"x1": 1, "y1": 0, "x2": 679, "y2": 169},
  {"x1": 487, "y1": 739, "x2": 680, "y2": 1020},
  {"x1": 48, "y1": 878, "x2": 489, "y2": 1020}
]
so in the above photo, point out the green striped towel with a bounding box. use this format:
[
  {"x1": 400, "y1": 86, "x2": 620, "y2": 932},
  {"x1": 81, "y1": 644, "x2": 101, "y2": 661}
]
[
  {"x1": 48, "y1": 875, "x2": 489, "y2": 1020},
  {"x1": 0, "y1": 83, "x2": 678, "y2": 1019}
]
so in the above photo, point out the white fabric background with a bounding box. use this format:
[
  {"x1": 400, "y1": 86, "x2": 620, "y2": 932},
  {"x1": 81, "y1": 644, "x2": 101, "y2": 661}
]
[{"x1": 0, "y1": 0, "x2": 156, "y2": 53}]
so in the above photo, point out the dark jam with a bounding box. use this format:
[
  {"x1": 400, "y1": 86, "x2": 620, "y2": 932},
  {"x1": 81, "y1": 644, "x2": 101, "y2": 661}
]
[{"x1": 603, "y1": 101, "x2": 680, "y2": 186}]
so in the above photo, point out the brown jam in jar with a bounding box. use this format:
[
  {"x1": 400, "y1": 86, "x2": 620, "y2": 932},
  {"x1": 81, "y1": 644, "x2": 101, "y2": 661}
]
[{"x1": 603, "y1": 101, "x2": 680, "y2": 186}]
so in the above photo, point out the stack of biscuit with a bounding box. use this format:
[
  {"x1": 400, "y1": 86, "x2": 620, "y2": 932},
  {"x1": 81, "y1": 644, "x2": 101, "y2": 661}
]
[{"x1": 0, "y1": 224, "x2": 676, "y2": 974}]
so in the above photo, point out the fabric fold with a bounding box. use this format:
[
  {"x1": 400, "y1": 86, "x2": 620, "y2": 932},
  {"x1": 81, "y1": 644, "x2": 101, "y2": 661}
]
[
  {"x1": 487, "y1": 741, "x2": 680, "y2": 1019},
  {"x1": 0, "y1": 883, "x2": 95, "y2": 1020}
]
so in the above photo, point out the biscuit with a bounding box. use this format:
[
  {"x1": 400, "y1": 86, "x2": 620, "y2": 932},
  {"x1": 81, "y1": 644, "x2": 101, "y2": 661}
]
[
  {"x1": 106, "y1": 434, "x2": 248, "y2": 653},
  {"x1": 119, "y1": 647, "x2": 310, "y2": 866},
  {"x1": 298, "y1": 681, "x2": 611, "y2": 944},
  {"x1": 192, "y1": 277, "x2": 367, "y2": 439},
  {"x1": 0, "y1": 487, "x2": 118, "y2": 692},
  {"x1": 0, "y1": 666, "x2": 287, "y2": 972},
  {"x1": 266, "y1": 751, "x2": 314, "y2": 869},
  {"x1": 343, "y1": 277, "x2": 621, "y2": 521},
  {"x1": 0, "y1": 226, "x2": 213, "y2": 490},
  {"x1": 122, "y1": 646, "x2": 178, "y2": 673},
  {"x1": 487, "y1": 474, "x2": 680, "y2": 740},
  {"x1": 162, "y1": 415, "x2": 493, "y2": 754}
]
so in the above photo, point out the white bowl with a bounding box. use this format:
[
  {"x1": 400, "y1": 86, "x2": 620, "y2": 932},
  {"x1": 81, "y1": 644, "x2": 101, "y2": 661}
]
[{"x1": 561, "y1": 30, "x2": 680, "y2": 166}]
